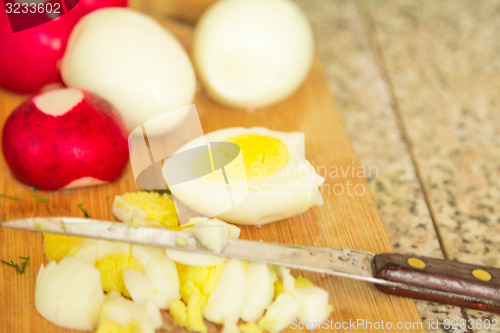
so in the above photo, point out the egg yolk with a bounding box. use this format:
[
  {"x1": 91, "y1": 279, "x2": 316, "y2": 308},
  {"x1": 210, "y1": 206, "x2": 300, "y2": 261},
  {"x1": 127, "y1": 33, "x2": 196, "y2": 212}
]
[
  {"x1": 43, "y1": 233, "x2": 85, "y2": 262},
  {"x1": 274, "y1": 275, "x2": 313, "y2": 298},
  {"x1": 95, "y1": 319, "x2": 139, "y2": 333},
  {"x1": 191, "y1": 134, "x2": 288, "y2": 181},
  {"x1": 170, "y1": 263, "x2": 225, "y2": 333},
  {"x1": 224, "y1": 134, "x2": 289, "y2": 180},
  {"x1": 96, "y1": 254, "x2": 144, "y2": 298},
  {"x1": 239, "y1": 322, "x2": 263, "y2": 333},
  {"x1": 120, "y1": 191, "x2": 179, "y2": 228}
]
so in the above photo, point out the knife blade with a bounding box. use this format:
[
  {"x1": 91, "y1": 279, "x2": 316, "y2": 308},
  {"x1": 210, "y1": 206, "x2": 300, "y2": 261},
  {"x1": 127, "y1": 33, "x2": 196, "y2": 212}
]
[{"x1": 2, "y1": 217, "x2": 500, "y2": 313}]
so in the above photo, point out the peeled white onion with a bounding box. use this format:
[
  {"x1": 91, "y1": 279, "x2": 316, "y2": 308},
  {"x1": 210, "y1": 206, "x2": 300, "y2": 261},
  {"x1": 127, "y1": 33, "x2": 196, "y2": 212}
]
[
  {"x1": 35, "y1": 257, "x2": 104, "y2": 331},
  {"x1": 193, "y1": 0, "x2": 314, "y2": 109}
]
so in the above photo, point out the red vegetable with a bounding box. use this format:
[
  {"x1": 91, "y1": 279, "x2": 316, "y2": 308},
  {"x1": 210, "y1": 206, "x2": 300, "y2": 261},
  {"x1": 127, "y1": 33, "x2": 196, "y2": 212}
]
[
  {"x1": 0, "y1": 0, "x2": 127, "y2": 94},
  {"x1": 2, "y1": 88, "x2": 129, "y2": 190}
]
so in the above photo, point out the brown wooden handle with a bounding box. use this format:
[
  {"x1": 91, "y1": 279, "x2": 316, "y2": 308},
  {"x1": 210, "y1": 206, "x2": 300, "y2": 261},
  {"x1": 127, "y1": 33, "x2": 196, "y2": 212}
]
[{"x1": 372, "y1": 253, "x2": 500, "y2": 313}]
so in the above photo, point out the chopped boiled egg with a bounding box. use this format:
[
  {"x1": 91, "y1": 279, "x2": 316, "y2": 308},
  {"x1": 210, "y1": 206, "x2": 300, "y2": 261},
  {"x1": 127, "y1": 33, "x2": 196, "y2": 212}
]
[
  {"x1": 274, "y1": 269, "x2": 313, "y2": 297},
  {"x1": 128, "y1": 245, "x2": 180, "y2": 309},
  {"x1": 43, "y1": 233, "x2": 84, "y2": 262},
  {"x1": 271, "y1": 269, "x2": 331, "y2": 325},
  {"x1": 222, "y1": 320, "x2": 240, "y2": 333},
  {"x1": 278, "y1": 266, "x2": 296, "y2": 293},
  {"x1": 170, "y1": 262, "x2": 225, "y2": 333},
  {"x1": 97, "y1": 292, "x2": 162, "y2": 333},
  {"x1": 258, "y1": 293, "x2": 299, "y2": 333},
  {"x1": 35, "y1": 257, "x2": 104, "y2": 331},
  {"x1": 166, "y1": 249, "x2": 225, "y2": 267},
  {"x1": 73, "y1": 240, "x2": 132, "y2": 265},
  {"x1": 167, "y1": 217, "x2": 241, "y2": 266},
  {"x1": 239, "y1": 322, "x2": 263, "y2": 333},
  {"x1": 185, "y1": 217, "x2": 241, "y2": 239},
  {"x1": 95, "y1": 319, "x2": 138, "y2": 333},
  {"x1": 112, "y1": 191, "x2": 178, "y2": 228},
  {"x1": 122, "y1": 269, "x2": 155, "y2": 305},
  {"x1": 203, "y1": 259, "x2": 246, "y2": 325},
  {"x1": 241, "y1": 262, "x2": 276, "y2": 322},
  {"x1": 193, "y1": 218, "x2": 231, "y2": 253},
  {"x1": 169, "y1": 299, "x2": 189, "y2": 330},
  {"x1": 95, "y1": 253, "x2": 144, "y2": 298},
  {"x1": 177, "y1": 262, "x2": 225, "y2": 304},
  {"x1": 144, "y1": 253, "x2": 180, "y2": 309},
  {"x1": 37, "y1": 191, "x2": 334, "y2": 333},
  {"x1": 294, "y1": 286, "x2": 332, "y2": 323}
]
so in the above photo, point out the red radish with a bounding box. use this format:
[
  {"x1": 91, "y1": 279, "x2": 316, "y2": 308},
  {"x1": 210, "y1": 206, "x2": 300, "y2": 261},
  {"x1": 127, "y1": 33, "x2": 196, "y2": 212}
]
[
  {"x1": 0, "y1": 3, "x2": 72, "y2": 94},
  {"x1": 68, "y1": 0, "x2": 128, "y2": 18},
  {"x1": 0, "y1": 0, "x2": 128, "y2": 94},
  {"x1": 2, "y1": 88, "x2": 129, "y2": 190}
]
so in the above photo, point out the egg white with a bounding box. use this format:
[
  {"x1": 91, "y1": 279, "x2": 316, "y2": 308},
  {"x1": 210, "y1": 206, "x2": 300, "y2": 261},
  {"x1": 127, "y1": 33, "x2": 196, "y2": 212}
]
[{"x1": 163, "y1": 127, "x2": 324, "y2": 225}]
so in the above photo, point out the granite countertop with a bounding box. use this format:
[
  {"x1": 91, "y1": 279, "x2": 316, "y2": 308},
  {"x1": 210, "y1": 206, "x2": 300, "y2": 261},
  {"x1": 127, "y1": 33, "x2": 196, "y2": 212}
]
[{"x1": 295, "y1": 0, "x2": 500, "y2": 332}]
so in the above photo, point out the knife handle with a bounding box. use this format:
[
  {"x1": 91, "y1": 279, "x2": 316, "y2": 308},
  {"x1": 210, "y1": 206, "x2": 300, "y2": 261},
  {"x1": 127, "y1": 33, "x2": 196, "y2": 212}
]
[{"x1": 372, "y1": 253, "x2": 500, "y2": 313}]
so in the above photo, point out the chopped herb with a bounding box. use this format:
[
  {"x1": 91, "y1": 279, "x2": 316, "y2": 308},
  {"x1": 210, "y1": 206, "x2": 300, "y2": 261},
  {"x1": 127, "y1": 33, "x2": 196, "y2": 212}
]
[
  {"x1": 0, "y1": 194, "x2": 24, "y2": 202},
  {"x1": 142, "y1": 189, "x2": 171, "y2": 195},
  {"x1": 34, "y1": 223, "x2": 45, "y2": 231},
  {"x1": 2, "y1": 256, "x2": 30, "y2": 274},
  {"x1": 78, "y1": 203, "x2": 90, "y2": 219},
  {"x1": 60, "y1": 220, "x2": 67, "y2": 232},
  {"x1": 30, "y1": 192, "x2": 48, "y2": 204}
]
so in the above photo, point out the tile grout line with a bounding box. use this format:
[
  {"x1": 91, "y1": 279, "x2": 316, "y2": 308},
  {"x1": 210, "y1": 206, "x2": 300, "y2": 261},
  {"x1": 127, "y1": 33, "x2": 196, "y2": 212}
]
[
  {"x1": 353, "y1": 0, "x2": 449, "y2": 261},
  {"x1": 352, "y1": 3, "x2": 474, "y2": 332}
]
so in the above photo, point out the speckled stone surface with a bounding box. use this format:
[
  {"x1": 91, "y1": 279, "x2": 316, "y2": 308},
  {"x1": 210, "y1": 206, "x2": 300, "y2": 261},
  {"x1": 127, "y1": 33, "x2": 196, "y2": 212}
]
[
  {"x1": 296, "y1": 0, "x2": 500, "y2": 332},
  {"x1": 361, "y1": 0, "x2": 500, "y2": 331}
]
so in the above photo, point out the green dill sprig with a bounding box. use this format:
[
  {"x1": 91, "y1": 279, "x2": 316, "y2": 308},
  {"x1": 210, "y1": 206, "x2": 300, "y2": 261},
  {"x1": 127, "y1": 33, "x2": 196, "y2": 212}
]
[
  {"x1": 1, "y1": 256, "x2": 30, "y2": 274},
  {"x1": 142, "y1": 189, "x2": 171, "y2": 195},
  {"x1": 30, "y1": 192, "x2": 48, "y2": 204},
  {"x1": 78, "y1": 203, "x2": 90, "y2": 219},
  {"x1": 0, "y1": 193, "x2": 24, "y2": 202}
]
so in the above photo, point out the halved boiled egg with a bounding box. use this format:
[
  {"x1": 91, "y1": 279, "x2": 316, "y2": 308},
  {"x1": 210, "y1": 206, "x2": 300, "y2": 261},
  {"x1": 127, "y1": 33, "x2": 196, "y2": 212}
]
[{"x1": 162, "y1": 127, "x2": 324, "y2": 225}]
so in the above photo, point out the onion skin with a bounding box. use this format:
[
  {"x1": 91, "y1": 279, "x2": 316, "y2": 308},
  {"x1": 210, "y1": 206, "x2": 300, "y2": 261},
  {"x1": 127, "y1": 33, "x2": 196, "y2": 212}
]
[{"x1": 2, "y1": 89, "x2": 129, "y2": 190}]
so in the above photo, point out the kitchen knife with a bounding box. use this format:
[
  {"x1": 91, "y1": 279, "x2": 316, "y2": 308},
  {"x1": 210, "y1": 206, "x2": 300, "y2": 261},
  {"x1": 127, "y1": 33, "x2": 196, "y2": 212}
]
[{"x1": 2, "y1": 217, "x2": 499, "y2": 313}]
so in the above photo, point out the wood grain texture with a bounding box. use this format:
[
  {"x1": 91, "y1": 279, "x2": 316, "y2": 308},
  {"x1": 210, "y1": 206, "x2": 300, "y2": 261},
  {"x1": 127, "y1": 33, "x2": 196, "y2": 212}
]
[{"x1": 0, "y1": 23, "x2": 424, "y2": 333}]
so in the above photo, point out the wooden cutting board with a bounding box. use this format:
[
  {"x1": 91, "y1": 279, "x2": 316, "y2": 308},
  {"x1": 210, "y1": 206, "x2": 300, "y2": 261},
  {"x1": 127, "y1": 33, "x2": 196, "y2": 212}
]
[{"x1": 0, "y1": 21, "x2": 425, "y2": 333}]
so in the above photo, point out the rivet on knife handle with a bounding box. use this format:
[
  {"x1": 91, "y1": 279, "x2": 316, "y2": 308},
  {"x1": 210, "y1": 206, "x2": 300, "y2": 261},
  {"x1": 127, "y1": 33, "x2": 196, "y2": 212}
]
[{"x1": 372, "y1": 253, "x2": 500, "y2": 313}]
